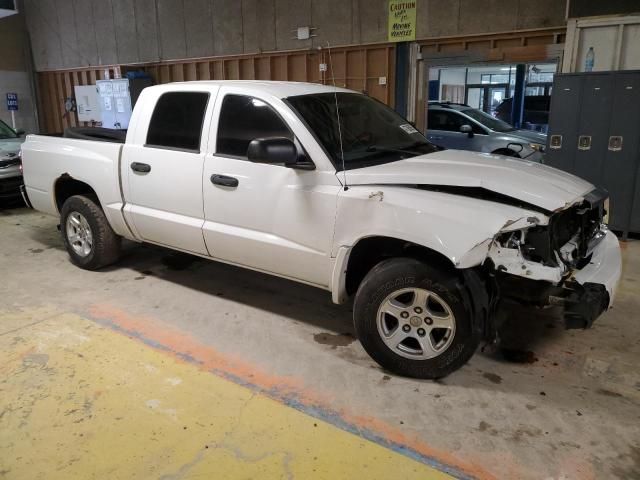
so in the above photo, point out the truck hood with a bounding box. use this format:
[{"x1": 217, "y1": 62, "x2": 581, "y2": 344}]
[{"x1": 345, "y1": 149, "x2": 594, "y2": 212}]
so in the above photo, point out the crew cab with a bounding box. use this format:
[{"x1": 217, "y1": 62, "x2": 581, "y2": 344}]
[{"x1": 21, "y1": 81, "x2": 622, "y2": 379}]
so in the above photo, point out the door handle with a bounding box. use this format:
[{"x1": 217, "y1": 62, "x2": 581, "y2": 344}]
[
  {"x1": 210, "y1": 174, "x2": 239, "y2": 188},
  {"x1": 131, "y1": 162, "x2": 151, "y2": 173}
]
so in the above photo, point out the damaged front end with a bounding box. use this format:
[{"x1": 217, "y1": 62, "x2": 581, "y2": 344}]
[{"x1": 486, "y1": 187, "x2": 619, "y2": 329}]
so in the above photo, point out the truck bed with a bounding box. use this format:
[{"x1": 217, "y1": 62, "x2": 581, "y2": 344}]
[
  {"x1": 21, "y1": 134, "x2": 130, "y2": 237},
  {"x1": 64, "y1": 127, "x2": 127, "y2": 144}
]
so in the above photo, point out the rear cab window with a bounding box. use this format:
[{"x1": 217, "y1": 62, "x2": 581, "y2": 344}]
[{"x1": 146, "y1": 92, "x2": 210, "y2": 152}]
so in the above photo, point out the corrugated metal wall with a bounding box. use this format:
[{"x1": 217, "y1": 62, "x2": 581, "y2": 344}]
[{"x1": 36, "y1": 44, "x2": 395, "y2": 134}]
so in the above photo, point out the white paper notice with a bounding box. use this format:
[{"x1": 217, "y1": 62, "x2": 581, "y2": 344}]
[
  {"x1": 103, "y1": 96, "x2": 112, "y2": 111},
  {"x1": 399, "y1": 123, "x2": 418, "y2": 135},
  {"x1": 116, "y1": 98, "x2": 125, "y2": 113}
]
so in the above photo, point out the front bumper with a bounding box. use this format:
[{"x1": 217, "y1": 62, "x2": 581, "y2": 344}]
[
  {"x1": 573, "y1": 229, "x2": 621, "y2": 304},
  {"x1": 0, "y1": 174, "x2": 23, "y2": 199},
  {"x1": 526, "y1": 150, "x2": 545, "y2": 163},
  {"x1": 551, "y1": 230, "x2": 622, "y2": 328}
]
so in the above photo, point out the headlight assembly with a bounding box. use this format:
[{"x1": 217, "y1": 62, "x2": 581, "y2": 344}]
[{"x1": 529, "y1": 143, "x2": 545, "y2": 153}]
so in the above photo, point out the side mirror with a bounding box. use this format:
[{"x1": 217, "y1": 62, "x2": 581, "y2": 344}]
[
  {"x1": 15, "y1": 129, "x2": 25, "y2": 137},
  {"x1": 247, "y1": 137, "x2": 298, "y2": 166},
  {"x1": 460, "y1": 124, "x2": 474, "y2": 138}
]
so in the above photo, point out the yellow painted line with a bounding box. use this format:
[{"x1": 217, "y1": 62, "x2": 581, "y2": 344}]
[{"x1": 0, "y1": 308, "x2": 453, "y2": 479}]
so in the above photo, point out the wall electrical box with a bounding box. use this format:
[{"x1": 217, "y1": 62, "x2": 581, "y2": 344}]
[
  {"x1": 96, "y1": 78, "x2": 152, "y2": 130},
  {"x1": 74, "y1": 85, "x2": 100, "y2": 123}
]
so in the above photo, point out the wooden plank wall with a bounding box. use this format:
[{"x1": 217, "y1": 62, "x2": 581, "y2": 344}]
[
  {"x1": 36, "y1": 45, "x2": 395, "y2": 134},
  {"x1": 419, "y1": 27, "x2": 566, "y2": 62},
  {"x1": 37, "y1": 67, "x2": 120, "y2": 134}
]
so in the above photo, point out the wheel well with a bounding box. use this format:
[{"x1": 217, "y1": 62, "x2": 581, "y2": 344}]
[
  {"x1": 345, "y1": 236, "x2": 456, "y2": 296},
  {"x1": 491, "y1": 148, "x2": 520, "y2": 158},
  {"x1": 54, "y1": 175, "x2": 99, "y2": 212}
]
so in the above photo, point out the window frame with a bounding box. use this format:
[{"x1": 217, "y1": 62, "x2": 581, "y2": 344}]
[
  {"x1": 144, "y1": 91, "x2": 211, "y2": 154},
  {"x1": 428, "y1": 109, "x2": 487, "y2": 135},
  {"x1": 427, "y1": 109, "x2": 466, "y2": 132},
  {"x1": 458, "y1": 112, "x2": 489, "y2": 135},
  {"x1": 214, "y1": 93, "x2": 301, "y2": 162}
]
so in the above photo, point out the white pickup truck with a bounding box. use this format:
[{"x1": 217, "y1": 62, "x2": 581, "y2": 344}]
[{"x1": 21, "y1": 81, "x2": 622, "y2": 379}]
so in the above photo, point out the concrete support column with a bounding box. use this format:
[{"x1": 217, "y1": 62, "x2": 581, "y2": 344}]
[{"x1": 510, "y1": 63, "x2": 526, "y2": 128}]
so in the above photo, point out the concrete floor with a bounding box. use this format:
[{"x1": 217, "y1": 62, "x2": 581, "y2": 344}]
[{"x1": 1, "y1": 205, "x2": 639, "y2": 479}]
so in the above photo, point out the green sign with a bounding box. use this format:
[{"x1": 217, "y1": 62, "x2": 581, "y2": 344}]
[{"x1": 388, "y1": 0, "x2": 416, "y2": 42}]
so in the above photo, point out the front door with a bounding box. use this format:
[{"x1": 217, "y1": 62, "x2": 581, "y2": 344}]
[
  {"x1": 426, "y1": 109, "x2": 482, "y2": 150},
  {"x1": 201, "y1": 91, "x2": 340, "y2": 287},
  {"x1": 124, "y1": 89, "x2": 215, "y2": 255}
]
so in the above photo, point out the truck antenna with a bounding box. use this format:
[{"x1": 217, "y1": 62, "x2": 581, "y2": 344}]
[{"x1": 327, "y1": 42, "x2": 348, "y2": 191}]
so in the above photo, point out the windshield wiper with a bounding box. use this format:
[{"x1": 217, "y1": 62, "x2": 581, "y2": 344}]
[{"x1": 366, "y1": 142, "x2": 431, "y2": 155}]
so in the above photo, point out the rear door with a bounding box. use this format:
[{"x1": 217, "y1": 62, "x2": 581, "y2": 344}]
[{"x1": 122, "y1": 89, "x2": 217, "y2": 255}]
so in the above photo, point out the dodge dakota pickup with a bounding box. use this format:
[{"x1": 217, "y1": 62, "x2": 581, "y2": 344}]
[{"x1": 21, "y1": 81, "x2": 622, "y2": 379}]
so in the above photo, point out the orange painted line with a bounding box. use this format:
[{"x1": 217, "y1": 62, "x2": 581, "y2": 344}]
[{"x1": 87, "y1": 303, "x2": 497, "y2": 480}]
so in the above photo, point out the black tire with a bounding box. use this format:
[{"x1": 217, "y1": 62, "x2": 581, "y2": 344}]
[
  {"x1": 60, "y1": 195, "x2": 121, "y2": 270},
  {"x1": 353, "y1": 257, "x2": 480, "y2": 379}
]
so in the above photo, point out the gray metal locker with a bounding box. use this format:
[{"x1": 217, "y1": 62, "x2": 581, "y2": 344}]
[
  {"x1": 545, "y1": 75, "x2": 583, "y2": 173},
  {"x1": 573, "y1": 74, "x2": 613, "y2": 184},
  {"x1": 630, "y1": 169, "x2": 640, "y2": 233},
  {"x1": 546, "y1": 70, "x2": 640, "y2": 237},
  {"x1": 603, "y1": 72, "x2": 640, "y2": 231}
]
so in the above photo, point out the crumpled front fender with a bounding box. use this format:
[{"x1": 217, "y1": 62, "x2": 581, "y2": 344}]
[{"x1": 333, "y1": 185, "x2": 548, "y2": 268}]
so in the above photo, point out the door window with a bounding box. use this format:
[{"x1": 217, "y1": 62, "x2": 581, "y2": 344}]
[
  {"x1": 428, "y1": 110, "x2": 468, "y2": 132},
  {"x1": 216, "y1": 95, "x2": 292, "y2": 157},
  {"x1": 146, "y1": 92, "x2": 210, "y2": 152}
]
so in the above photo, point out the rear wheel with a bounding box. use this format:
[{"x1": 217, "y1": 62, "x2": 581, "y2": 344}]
[
  {"x1": 353, "y1": 257, "x2": 479, "y2": 379},
  {"x1": 60, "y1": 195, "x2": 121, "y2": 270}
]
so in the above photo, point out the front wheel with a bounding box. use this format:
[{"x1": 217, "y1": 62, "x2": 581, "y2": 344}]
[
  {"x1": 60, "y1": 195, "x2": 121, "y2": 270},
  {"x1": 353, "y1": 258, "x2": 479, "y2": 379}
]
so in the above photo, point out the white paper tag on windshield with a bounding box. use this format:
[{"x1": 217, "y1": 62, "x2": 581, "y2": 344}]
[{"x1": 399, "y1": 123, "x2": 419, "y2": 135}]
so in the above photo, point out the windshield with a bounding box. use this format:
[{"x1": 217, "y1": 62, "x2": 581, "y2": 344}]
[
  {"x1": 0, "y1": 119, "x2": 17, "y2": 139},
  {"x1": 286, "y1": 93, "x2": 438, "y2": 170},
  {"x1": 461, "y1": 108, "x2": 515, "y2": 133}
]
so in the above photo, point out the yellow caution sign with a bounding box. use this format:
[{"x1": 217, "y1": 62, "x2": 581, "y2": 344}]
[{"x1": 388, "y1": 0, "x2": 417, "y2": 42}]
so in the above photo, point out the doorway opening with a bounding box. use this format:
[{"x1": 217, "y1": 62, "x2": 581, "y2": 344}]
[{"x1": 427, "y1": 63, "x2": 557, "y2": 132}]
